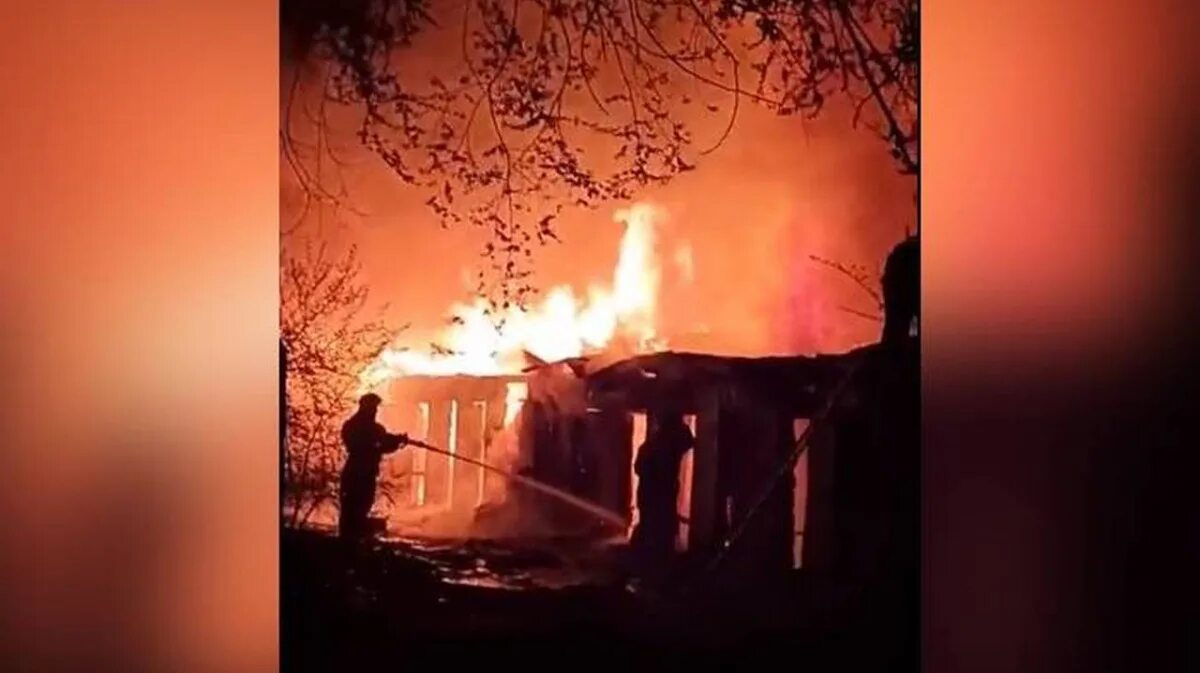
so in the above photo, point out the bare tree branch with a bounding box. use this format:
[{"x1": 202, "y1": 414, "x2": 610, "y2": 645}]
[
  {"x1": 281, "y1": 243, "x2": 403, "y2": 526},
  {"x1": 809, "y1": 253, "x2": 883, "y2": 311}
]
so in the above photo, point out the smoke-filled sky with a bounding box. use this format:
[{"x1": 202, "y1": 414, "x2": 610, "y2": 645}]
[{"x1": 281, "y1": 20, "x2": 914, "y2": 358}]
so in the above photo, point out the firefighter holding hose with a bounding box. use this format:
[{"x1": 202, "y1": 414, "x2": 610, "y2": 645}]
[{"x1": 339, "y1": 393, "x2": 410, "y2": 541}]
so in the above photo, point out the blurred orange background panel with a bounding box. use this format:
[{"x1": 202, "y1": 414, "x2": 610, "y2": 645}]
[
  {"x1": 0, "y1": 2, "x2": 278, "y2": 671},
  {"x1": 924, "y1": 2, "x2": 1196, "y2": 672},
  {"x1": 925, "y1": 0, "x2": 1186, "y2": 368}
]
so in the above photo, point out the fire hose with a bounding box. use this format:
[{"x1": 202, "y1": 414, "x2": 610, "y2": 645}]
[
  {"x1": 396, "y1": 436, "x2": 629, "y2": 530},
  {"x1": 401, "y1": 438, "x2": 693, "y2": 528}
]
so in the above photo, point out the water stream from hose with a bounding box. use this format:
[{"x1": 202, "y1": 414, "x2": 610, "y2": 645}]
[{"x1": 405, "y1": 438, "x2": 628, "y2": 531}]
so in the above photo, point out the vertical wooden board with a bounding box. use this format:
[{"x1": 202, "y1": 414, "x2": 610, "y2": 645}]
[
  {"x1": 628, "y1": 412, "x2": 648, "y2": 539},
  {"x1": 587, "y1": 410, "x2": 633, "y2": 521},
  {"x1": 378, "y1": 401, "x2": 415, "y2": 507},
  {"x1": 446, "y1": 400, "x2": 461, "y2": 507},
  {"x1": 483, "y1": 389, "x2": 505, "y2": 448},
  {"x1": 385, "y1": 443, "x2": 414, "y2": 511},
  {"x1": 688, "y1": 389, "x2": 721, "y2": 553},
  {"x1": 411, "y1": 402, "x2": 431, "y2": 507},
  {"x1": 527, "y1": 401, "x2": 553, "y2": 484},
  {"x1": 716, "y1": 401, "x2": 740, "y2": 542},
  {"x1": 792, "y1": 418, "x2": 811, "y2": 569},
  {"x1": 457, "y1": 399, "x2": 485, "y2": 465},
  {"x1": 453, "y1": 400, "x2": 485, "y2": 511},
  {"x1": 569, "y1": 416, "x2": 596, "y2": 503},
  {"x1": 472, "y1": 400, "x2": 490, "y2": 507},
  {"x1": 581, "y1": 413, "x2": 603, "y2": 506},
  {"x1": 802, "y1": 420, "x2": 836, "y2": 573},
  {"x1": 721, "y1": 395, "x2": 760, "y2": 552},
  {"x1": 595, "y1": 411, "x2": 633, "y2": 526},
  {"x1": 614, "y1": 410, "x2": 633, "y2": 525},
  {"x1": 720, "y1": 392, "x2": 796, "y2": 581},
  {"x1": 424, "y1": 399, "x2": 452, "y2": 508},
  {"x1": 481, "y1": 389, "x2": 507, "y2": 505},
  {"x1": 676, "y1": 415, "x2": 697, "y2": 552},
  {"x1": 767, "y1": 411, "x2": 798, "y2": 575},
  {"x1": 551, "y1": 415, "x2": 580, "y2": 527}
]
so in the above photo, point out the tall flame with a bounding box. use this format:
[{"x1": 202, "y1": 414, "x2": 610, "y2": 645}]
[
  {"x1": 610, "y1": 202, "x2": 660, "y2": 347},
  {"x1": 360, "y1": 202, "x2": 672, "y2": 391}
]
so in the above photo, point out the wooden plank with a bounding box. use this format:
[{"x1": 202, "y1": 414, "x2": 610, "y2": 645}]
[
  {"x1": 801, "y1": 419, "x2": 836, "y2": 573},
  {"x1": 587, "y1": 410, "x2": 633, "y2": 521},
  {"x1": 716, "y1": 391, "x2": 796, "y2": 582},
  {"x1": 378, "y1": 401, "x2": 416, "y2": 508},
  {"x1": 688, "y1": 388, "x2": 722, "y2": 553},
  {"x1": 766, "y1": 410, "x2": 798, "y2": 575},
  {"x1": 792, "y1": 419, "x2": 810, "y2": 569},
  {"x1": 411, "y1": 402, "x2": 430, "y2": 506},
  {"x1": 424, "y1": 400, "x2": 452, "y2": 508},
  {"x1": 452, "y1": 399, "x2": 486, "y2": 511},
  {"x1": 480, "y1": 387, "x2": 508, "y2": 506},
  {"x1": 677, "y1": 415, "x2": 696, "y2": 551},
  {"x1": 628, "y1": 412, "x2": 648, "y2": 538}
]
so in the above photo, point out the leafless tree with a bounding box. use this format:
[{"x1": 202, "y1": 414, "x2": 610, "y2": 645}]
[
  {"x1": 809, "y1": 254, "x2": 883, "y2": 322},
  {"x1": 280, "y1": 242, "x2": 402, "y2": 527},
  {"x1": 281, "y1": 0, "x2": 917, "y2": 310}
]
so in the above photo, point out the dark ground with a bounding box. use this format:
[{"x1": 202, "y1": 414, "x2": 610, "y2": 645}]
[{"x1": 278, "y1": 527, "x2": 881, "y2": 670}]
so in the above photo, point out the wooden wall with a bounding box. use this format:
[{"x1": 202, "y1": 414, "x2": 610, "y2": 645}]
[{"x1": 385, "y1": 376, "x2": 517, "y2": 512}]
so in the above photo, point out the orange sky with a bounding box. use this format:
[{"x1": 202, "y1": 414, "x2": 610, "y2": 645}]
[{"x1": 281, "y1": 37, "x2": 915, "y2": 359}]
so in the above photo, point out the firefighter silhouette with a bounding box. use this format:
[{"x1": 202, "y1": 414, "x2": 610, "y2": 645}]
[{"x1": 339, "y1": 393, "x2": 409, "y2": 540}]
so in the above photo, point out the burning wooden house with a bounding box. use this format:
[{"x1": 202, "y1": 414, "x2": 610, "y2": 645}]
[
  {"x1": 374, "y1": 343, "x2": 872, "y2": 583},
  {"x1": 360, "y1": 203, "x2": 914, "y2": 585}
]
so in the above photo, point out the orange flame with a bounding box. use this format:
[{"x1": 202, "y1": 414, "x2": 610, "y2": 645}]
[
  {"x1": 360, "y1": 202, "x2": 673, "y2": 391},
  {"x1": 503, "y1": 381, "x2": 527, "y2": 427}
]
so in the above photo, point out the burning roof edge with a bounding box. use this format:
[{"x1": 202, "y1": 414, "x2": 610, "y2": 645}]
[
  {"x1": 379, "y1": 344, "x2": 879, "y2": 414},
  {"x1": 583, "y1": 345, "x2": 877, "y2": 415}
]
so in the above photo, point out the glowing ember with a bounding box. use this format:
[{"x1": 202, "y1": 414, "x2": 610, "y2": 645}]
[{"x1": 360, "y1": 201, "x2": 674, "y2": 391}]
